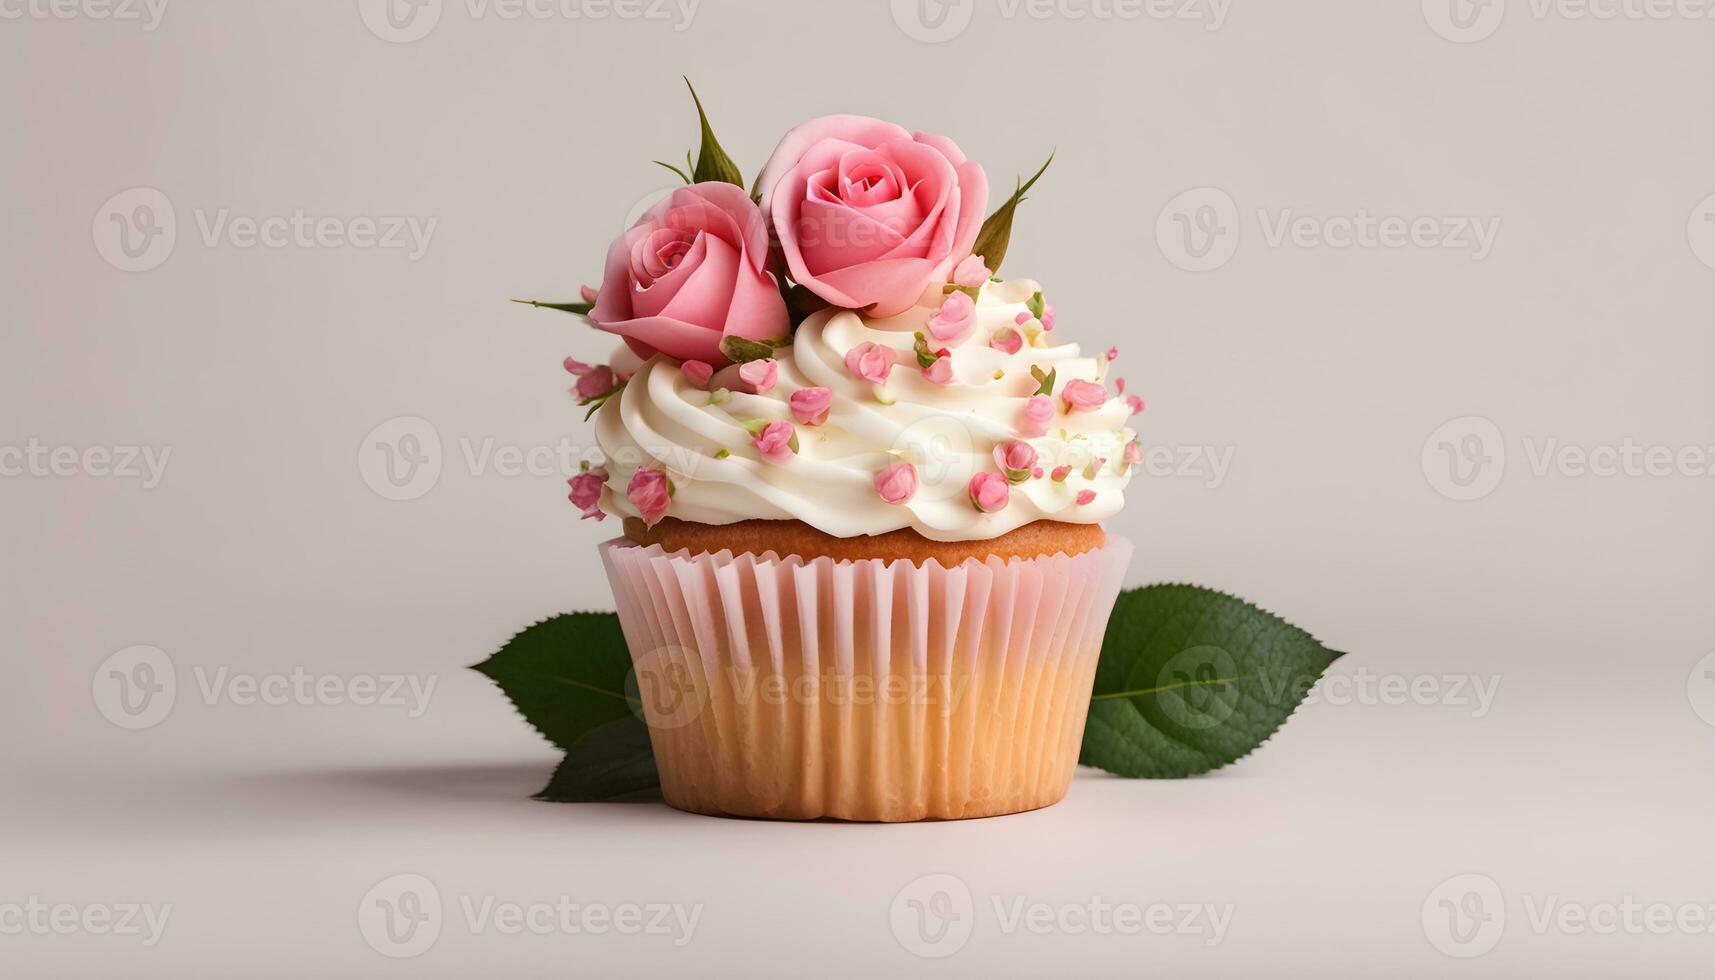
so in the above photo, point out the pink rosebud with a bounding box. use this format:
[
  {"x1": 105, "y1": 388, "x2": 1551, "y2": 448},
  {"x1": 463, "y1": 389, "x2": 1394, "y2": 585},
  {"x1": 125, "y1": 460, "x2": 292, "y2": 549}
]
[
  {"x1": 1062, "y1": 379, "x2": 1108, "y2": 413},
  {"x1": 1032, "y1": 467, "x2": 1044, "y2": 480},
  {"x1": 1124, "y1": 441, "x2": 1146, "y2": 466},
  {"x1": 844, "y1": 342, "x2": 896, "y2": 385},
  {"x1": 989, "y1": 328, "x2": 1024, "y2": 355},
  {"x1": 752, "y1": 420, "x2": 797, "y2": 463},
  {"x1": 1020, "y1": 395, "x2": 1056, "y2": 438},
  {"x1": 1076, "y1": 490, "x2": 1097, "y2": 506},
  {"x1": 968, "y1": 470, "x2": 1011, "y2": 513},
  {"x1": 926, "y1": 290, "x2": 976, "y2": 342},
  {"x1": 575, "y1": 365, "x2": 616, "y2": 400},
  {"x1": 1015, "y1": 312, "x2": 1033, "y2": 326},
  {"x1": 1106, "y1": 346, "x2": 1119, "y2": 362},
  {"x1": 1051, "y1": 465, "x2": 1073, "y2": 482},
  {"x1": 738, "y1": 358, "x2": 778, "y2": 395},
  {"x1": 564, "y1": 356, "x2": 592, "y2": 375},
  {"x1": 682, "y1": 360, "x2": 714, "y2": 389},
  {"x1": 626, "y1": 467, "x2": 672, "y2": 526},
  {"x1": 580, "y1": 284, "x2": 599, "y2": 306},
  {"x1": 1127, "y1": 395, "x2": 1147, "y2": 416},
  {"x1": 952, "y1": 255, "x2": 992, "y2": 289},
  {"x1": 874, "y1": 461, "x2": 918, "y2": 505},
  {"x1": 923, "y1": 356, "x2": 955, "y2": 385},
  {"x1": 993, "y1": 440, "x2": 1038, "y2": 483},
  {"x1": 1042, "y1": 305, "x2": 1057, "y2": 331},
  {"x1": 789, "y1": 386, "x2": 833, "y2": 426},
  {"x1": 567, "y1": 471, "x2": 607, "y2": 522},
  {"x1": 1116, "y1": 377, "x2": 1126, "y2": 395}
]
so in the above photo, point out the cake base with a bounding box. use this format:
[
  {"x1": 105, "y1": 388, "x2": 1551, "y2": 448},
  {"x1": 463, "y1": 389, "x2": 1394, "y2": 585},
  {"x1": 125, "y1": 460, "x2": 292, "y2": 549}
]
[{"x1": 622, "y1": 516, "x2": 1106, "y2": 564}]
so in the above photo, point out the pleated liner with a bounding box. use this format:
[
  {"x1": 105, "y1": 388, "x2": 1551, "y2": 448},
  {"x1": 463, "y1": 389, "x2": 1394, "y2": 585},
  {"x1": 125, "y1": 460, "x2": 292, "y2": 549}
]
[{"x1": 600, "y1": 536, "x2": 1134, "y2": 822}]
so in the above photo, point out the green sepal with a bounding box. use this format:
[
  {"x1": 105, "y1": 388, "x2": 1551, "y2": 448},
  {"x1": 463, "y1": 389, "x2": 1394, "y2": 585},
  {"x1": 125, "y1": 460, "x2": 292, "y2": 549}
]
[
  {"x1": 514, "y1": 298, "x2": 593, "y2": 316},
  {"x1": 684, "y1": 78, "x2": 745, "y2": 188},
  {"x1": 971, "y1": 151, "x2": 1054, "y2": 275}
]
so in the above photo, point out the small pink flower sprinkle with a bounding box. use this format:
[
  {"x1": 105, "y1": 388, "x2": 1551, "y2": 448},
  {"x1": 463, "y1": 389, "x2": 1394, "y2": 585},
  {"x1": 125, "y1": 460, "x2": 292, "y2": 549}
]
[
  {"x1": 874, "y1": 462, "x2": 918, "y2": 505},
  {"x1": 1076, "y1": 490, "x2": 1097, "y2": 506},
  {"x1": 1015, "y1": 312, "x2": 1033, "y2": 326},
  {"x1": 682, "y1": 360, "x2": 714, "y2": 389},
  {"x1": 844, "y1": 342, "x2": 896, "y2": 385},
  {"x1": 738, "y1": 358, "x2": 778, "y2": 395},
  {"x1": 952, "y1": 255, "x2": 992, "y2": 289},
  {"x1": 580, "y1": 284, "x2": 599, "y2": 306},
  {"x1": 575, "y1": 365, "x2": 616, "y2": 400},
  {"x1": 993, "y1": 440, "x2": 1039, "y2": 483},
  {"x1": 1116, "y1": 377, "x2": 1127, "y2": 395},
  {"x1": 1062, "y1": 379, "x2": 1108, "y2": 413},
  {"x1": 1032, "y1": 467, "x2": 1044, "y2": 480},
  {"x1": 1051, "y1": 465, "x2": 1073, "y2": 482},
  {"x1": 789, "y1": 387, "x2": 833, "y2": 426},
  {"x1": 1041, "y1": 305, "x2": 1057, "y2": 331},
  {"x1": 989, "y1": 328, "x2": 1024, "y2": 355},
  {"x1": 626, "y1": 467, "x2": 672, "y2": 526},
  {"x1": 567, "y1": 470, "x2": 607, "y2": 522},
  {"x1": 1106, "y1": 346, "x2": 1119, "y2": 362},
  {"x1": 923, "y1": 356, "x2": 955, "y2": 385},
  {"x1": 1020, "y1": 395, "x2": 1056, "y2": 438},
  {"x1": 926, "y1": 290, "x2": 976, "y2": 342},
  {"x1": 968, "y1": 470, "x2": 1010, "y2": 513},
  {"x1": 1124, "y1": 441, "x2": 1146, "y2": 466},
  {"x1": 752, "y1": 420, "x2": 797, "y2": 463},
  {"x1": 1127, "y1": 395, "x2": 1147, "y2": 416}
]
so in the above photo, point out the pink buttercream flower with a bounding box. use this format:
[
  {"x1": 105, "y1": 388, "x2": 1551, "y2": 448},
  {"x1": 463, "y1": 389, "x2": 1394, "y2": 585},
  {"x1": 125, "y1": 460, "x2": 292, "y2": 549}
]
[
  {"x1": 682, "y1": 360, "x2": 714, "y2": 389},
  {"x1": 1127, "y1": 395, "x2": 1147, "y2": 416},
  {"x1": 589, "y1": 182, "x2": 788, "y2": 365},
  {"x1": 1019, "y1": 395, "x2": 1056, "y2": 438},
  {"x1": 952, "y1": 255, "x2": 992, "y2": 289},
  {"x1": 1062, "y1": 379, "x2": 1108, "y2": 413},
  {"x1": 993, "y1": 440, "x2": 1038, "y2": 483},
  {"x1": 926, "y1": 290, "x2": 976, "y2": 342},
  {"x1": 874, "y1": 461, "x2": 918, "y2": 504},
  {"x1": 989, "y1": 328, "x2": 1024, "y2": 355},
  {"x1": 626, "y1": 467, "x2": 673, "y2": 526},
  {"x1": 789, "y1": 386, "x2": 834, "y2": 426},
  {"x1": 1051, "y1": 465, "x2": 1073, "y2": 482},
  {"x1": 968, "y1": 470, "x2": 1010, "y2": 513},
  {"x1": 923, "y1": 356, "x2": 955, "y2": 385},
  {"x1": 1076, "y1": 490, "x2": 1097, "y2": 506},
  {"x1": 752, "y1": 420, "x2": 797, "y2": 463},
  {"x1": 1041, "y1": 305, "x2": 1057, "y2": 331},
  {"x1": 567, "y1": 469, "x2": 607, "y2": 522},
  {"x1": 755, "y1": 115, "x2": 989, "y2": 318},
  {"x1": 844, "y1": 342, "x2": 896, "y2": 385},
  {"x1": 738, "y1": 358, "x2": 778, "y2": 395}
]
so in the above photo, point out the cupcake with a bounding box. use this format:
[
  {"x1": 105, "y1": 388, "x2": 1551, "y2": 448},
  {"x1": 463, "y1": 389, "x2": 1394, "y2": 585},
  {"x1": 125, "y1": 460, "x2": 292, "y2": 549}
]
[{"x1": 568, "y1": 114, "x2": 1140, "y2": 821}]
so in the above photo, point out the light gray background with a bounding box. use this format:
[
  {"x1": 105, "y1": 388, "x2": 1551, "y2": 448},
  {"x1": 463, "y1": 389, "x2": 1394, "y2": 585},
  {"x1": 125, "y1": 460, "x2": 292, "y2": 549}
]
[{"x1": 4, "y1": 0, "x2": 1713, "y2": 975}]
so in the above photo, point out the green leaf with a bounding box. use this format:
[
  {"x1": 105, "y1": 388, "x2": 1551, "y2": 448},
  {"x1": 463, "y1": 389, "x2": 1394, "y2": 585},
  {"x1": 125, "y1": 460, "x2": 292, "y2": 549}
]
[
  {"x1": 971, "y1": 151, "x2": 1055, "y2": 275},
  {"x1": 1079, "y1": 585, "x2": 1344, "y2": 778},
  {"x1": 652, "y1": 159, "x2": 692, "y2": 184},
  {"x1": 1030, "y1": 365, "x2": 1057, "y2": 397},
  {"x1": 782, "y1": 282, "x2": 829, "y2": 327},
  {"x1": 719, "y1": 335, "x2": 782, "y2": 364},
  {"x1": 684, "y1": 77, "x2": 745, "y2": 188},
  {"x1": 513, "y1": 298, "x2": 593, "y2": 316},
  {"x1": 471, "y1": 612, "x2": 639, "y2": 753},
  {"x1": 534, "y1": 717, "x2": 659, "y2": 803},
  {"x1": 1026, "y1": 291, "x2": 1046, "y2": 320}
]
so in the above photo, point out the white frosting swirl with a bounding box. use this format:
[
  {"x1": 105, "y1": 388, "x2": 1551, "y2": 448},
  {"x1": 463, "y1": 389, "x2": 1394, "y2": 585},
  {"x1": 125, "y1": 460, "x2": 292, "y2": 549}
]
[{"x1": 593, "y1": 278, "x2": 1137, "y2": 542}]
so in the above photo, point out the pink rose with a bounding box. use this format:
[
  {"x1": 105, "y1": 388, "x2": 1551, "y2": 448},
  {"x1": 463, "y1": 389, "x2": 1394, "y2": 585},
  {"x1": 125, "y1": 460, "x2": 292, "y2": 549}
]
[
  {"x1": 874, "y1": 462, "x2": 918, "y2": 504},
  {"x1": 926, "y1": 290, "x2": 975, "y2": 342},
  {"x1": 952, "y1": 255, "x2": 991, "y2": 289},
  {"x1": 844, "y1": 342, "x2": 896, "y2": 385},
  {"x1": 752, "y1": 420, "x2": 797, "y2": 463},
  {"x1": 1062, "y1": 379, "x2": 1108, "y2": 413},
  {"x1": 567, "y1": 470, "x2": 607, "y2": 522},
  {"x1": 682, "y1": 360, "x2": 714, "y2": 389},
  {"x1": 789, "y1": 386, "x2": 833, "y2": 426},
  {"x1": 993, "y1": 440, "x2": 1038, "y2": 483},
  {"x1": 1020, "y1": 395, "x2": 1056, "y2": 437},
  {"x1": 923, "y1": 355, "x2": 954, "y2": 385},
  {"x1": 590, "y1": 183, "x2": 788, "y2": 364},
  {"x1": 738, "y1": 358, "x2": 778, "y2": 395},
  {"x1": 626, "y1": 467, "x2": 673, "y2": 526},
  {"x1": 968, "y1": 470, "x2": 1010, "y2": 513},
  {"x1": 756, "y1": 115, "x2": 989, "y2": 317}
]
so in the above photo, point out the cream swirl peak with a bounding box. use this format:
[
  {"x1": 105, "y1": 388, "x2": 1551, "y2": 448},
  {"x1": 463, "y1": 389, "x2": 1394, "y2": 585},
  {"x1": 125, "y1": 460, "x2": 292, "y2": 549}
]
[{"x1": 592, "y1": 279, "x2": 1141, "y2": 542}]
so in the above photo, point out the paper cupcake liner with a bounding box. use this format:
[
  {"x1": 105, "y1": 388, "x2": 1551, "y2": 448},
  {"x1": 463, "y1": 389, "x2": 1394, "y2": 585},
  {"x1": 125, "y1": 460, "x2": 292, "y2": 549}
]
[{"x1": 600, "y1": 536, "x2": 1134, "y2": 822}]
